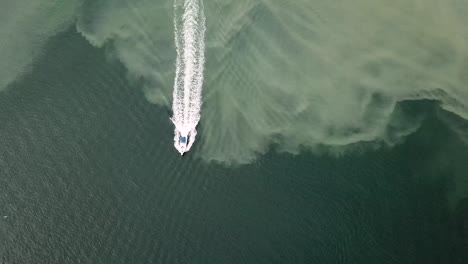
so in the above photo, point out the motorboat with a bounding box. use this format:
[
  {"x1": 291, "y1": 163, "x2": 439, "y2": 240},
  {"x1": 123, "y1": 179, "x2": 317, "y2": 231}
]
[{"x1": 172, "y1": 119, "x2": 197, "y2": 155}]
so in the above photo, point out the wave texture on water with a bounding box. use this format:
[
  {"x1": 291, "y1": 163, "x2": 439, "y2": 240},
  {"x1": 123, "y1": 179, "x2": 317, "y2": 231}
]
[
  {"x1": 0, "y1": 0, "x2": 79, "y2": 90},
  {"x1": 199, "y1": 0, "x2": 468, "y2": 164},
  {"x1": 2, "y1": 0, "x2": 468, "y2": 164}
]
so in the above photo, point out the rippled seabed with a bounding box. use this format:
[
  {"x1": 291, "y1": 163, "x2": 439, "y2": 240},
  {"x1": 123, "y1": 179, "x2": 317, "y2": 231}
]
[{"x1": 1, "y1": 0, "x2": 468, "y2": 263}]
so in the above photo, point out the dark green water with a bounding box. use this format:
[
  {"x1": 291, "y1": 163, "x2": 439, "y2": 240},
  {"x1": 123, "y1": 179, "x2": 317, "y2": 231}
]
[{"x1": 0, "y1": 28, "x2": 467, "y2": 264}]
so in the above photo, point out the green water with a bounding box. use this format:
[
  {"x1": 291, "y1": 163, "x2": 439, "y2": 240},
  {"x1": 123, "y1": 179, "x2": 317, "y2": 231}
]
[{"x1": 0, "y1": 0, "x2": 468, "y2": 263}]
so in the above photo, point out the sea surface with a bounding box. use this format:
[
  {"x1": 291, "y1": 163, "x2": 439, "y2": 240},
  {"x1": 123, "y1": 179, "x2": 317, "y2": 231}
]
[{"x1": 1, "y1": 0, "x2": 468, "y2": 263}]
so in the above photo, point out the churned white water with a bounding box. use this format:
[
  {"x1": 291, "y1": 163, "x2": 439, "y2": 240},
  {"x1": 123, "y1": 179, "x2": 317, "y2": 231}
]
[{"x1": 171, "y1": 0, "x2": 206, "y2": 154}]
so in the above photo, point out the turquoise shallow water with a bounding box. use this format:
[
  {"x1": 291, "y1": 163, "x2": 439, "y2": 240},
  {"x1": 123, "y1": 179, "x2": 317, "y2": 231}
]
[{"x1": 0, "y1": 1, "x2": 468, "y2": 263}]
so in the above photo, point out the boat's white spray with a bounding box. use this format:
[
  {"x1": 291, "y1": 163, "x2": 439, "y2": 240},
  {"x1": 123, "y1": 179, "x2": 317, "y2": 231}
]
[{"x1": 171, "y1": 0, "x2": 205, "y2": 155}]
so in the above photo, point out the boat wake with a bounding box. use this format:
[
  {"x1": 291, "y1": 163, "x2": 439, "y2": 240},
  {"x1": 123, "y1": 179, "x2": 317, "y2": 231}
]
[
  {"x1": 171, "y1": 0, "x2": 206, "y2": 155},
  {"x1": 68, "y1": 0, "x2": 468, "y2": 164}
]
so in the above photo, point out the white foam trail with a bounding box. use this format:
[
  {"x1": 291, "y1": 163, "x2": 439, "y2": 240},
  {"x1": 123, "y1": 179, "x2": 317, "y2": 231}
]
[{"x1": 171, "y1": 0, "x2": 205, "y2": 155}]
